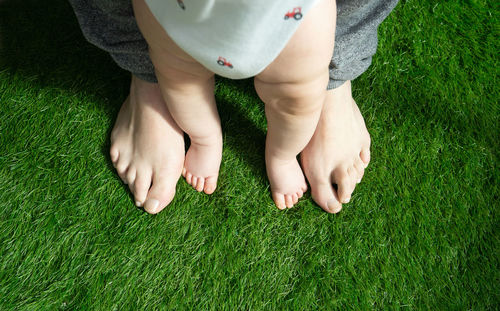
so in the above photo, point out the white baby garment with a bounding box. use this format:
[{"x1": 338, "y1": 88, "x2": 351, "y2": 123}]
[{"x1": 145, "y1": 0, "x2": 321, "y2": 79}]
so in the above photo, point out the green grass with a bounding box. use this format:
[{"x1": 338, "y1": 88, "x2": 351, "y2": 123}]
[{"x1": 0, "y1": 0, "x2": 498, "y2": 309}]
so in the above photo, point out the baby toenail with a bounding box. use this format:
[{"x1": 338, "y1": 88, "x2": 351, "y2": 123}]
[
  {"x1": 135, "y1": 201, "x2": 143, "y2": 207},
  {"x1": 357, "y1": 178, "x2": 361, "y2": 183},
  {"x1": 344, "y1": 197, "x2": 350, "y2": 203}
]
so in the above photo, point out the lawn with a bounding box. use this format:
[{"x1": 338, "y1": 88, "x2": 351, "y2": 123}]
[{"x1": 0, "y1": 0, "x2": 498, "y2": 309}]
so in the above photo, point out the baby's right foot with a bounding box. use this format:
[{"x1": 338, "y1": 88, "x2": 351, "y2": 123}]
[{"x1": 110, "y1": 75, "x2": 185, "y2": 214}]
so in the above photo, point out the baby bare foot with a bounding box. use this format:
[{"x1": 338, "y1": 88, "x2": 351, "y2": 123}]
[
  {"x1": 181, "y1": 132, "x2": 222, "y2": 194},
  {"x1": 266, "y1": 146, "x2": 308, "y2": 210},
  {"x1": 110, "y1": 75, "x2": 185, "y2": 214},
  {"x1": 301, "y1": 81, "x2": 371, "y2": 213}
]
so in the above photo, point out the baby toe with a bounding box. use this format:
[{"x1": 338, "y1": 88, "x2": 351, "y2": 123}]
[
  {"x1": 285, "y1": 194, "x2": 294, "y2": 208},
  {"x1": 203, "y1": 176, "x2": 218, "y2": 194},
  {"x1": 272, "y1": 192, "x2": 286, "y2": 210},
  {"x1": 195, "y1": 177, "x2": 205, "y2": 192},
  {"x1": 185, "y1": 172, "x2": 193, "y2": 185},
  {"x1": 297, "y1": 189, "x2": 304, "y2": 199},
  {"x1": 301, "y1": 184, "x2": 308, "y2": 193}
]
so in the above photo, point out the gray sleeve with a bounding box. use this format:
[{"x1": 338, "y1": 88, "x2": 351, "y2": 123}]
[
  {"x1": 68, "y1": 0, "x2": 157, "y2": 82},
  {"x1": 328, "y1": 0, "x2": 399, "y2": 89}
]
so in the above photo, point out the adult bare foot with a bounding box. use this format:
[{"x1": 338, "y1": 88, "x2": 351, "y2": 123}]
[
  {"x1": 109, "y1": 75, "x2": 185, "y2": 214},
  {"x1": 301, "y1": 81, "x2": 371, "y2": 213}
]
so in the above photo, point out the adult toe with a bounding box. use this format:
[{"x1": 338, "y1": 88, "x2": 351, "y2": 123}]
[
  {"x1": 333, "y1": 168, "x2": 354, "y2": 204},
  {"x1": 126, "y1": 167, "x2": 137, "y2": 186},
  {"x1": 310, "y1": 181, "x2": 342, "y2": 213},
  {"x1": 360, "y1": 147, "x2": 371, "y2": 167},
  {"x1": 116, "y1": 163, "x2": 129, "y2": 183},
  {"x1": 143, "y1": 169, "x2": 178, "y2": 214},
  {"x1": 110, "y1": 147, "x2": 119, "y2": 164},
  {"x1": 353, "y1": 158, "x2": 365, "y2": 183},
  {"x1": 133, "y1": 168, "x2": 152, "y2": 207}
]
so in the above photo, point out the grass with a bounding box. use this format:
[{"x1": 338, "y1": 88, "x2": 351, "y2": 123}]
[{"x1": 0, "y1": 0, "x2": 498, "y2": 309}]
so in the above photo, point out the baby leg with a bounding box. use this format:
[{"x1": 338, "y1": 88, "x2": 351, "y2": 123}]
[
  {"x1": 133, "y1": 0, "x2": 222, "y2": 194},
  {"x1": 254, "y1": 0, "x2": 336, "y2": 209}
]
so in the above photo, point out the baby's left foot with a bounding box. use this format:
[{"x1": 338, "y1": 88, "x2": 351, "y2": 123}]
[{"x1": 301, "y1": 81, "x2": 371, "y2": 213}]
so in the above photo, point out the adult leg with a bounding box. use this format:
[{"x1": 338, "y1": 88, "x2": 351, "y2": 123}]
[
  {"x1": 68, "y1": 0, "x2": 156, "y2": 82},
  {"x1": 301, "y1": 0, "x2": 399, "y2": 213},
  {"x1": 328, "y1": 0, "x2": 399, "y2": 89},
  {"x1": 69, "y1": 0, "x2": 185, "y2": 213}
]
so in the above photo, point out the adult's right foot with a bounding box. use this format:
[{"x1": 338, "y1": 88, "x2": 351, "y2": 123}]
[{"x1": 110, "y1": 75, "x2": 185, "y2": 214}]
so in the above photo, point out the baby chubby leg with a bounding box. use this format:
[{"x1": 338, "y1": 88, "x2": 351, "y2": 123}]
[
  {"x1": 133, "y1": 0, "x2": 222, "y2": 194},
  {"x1": 254, "y1": 0, "x2": 336, "y2": 209}
]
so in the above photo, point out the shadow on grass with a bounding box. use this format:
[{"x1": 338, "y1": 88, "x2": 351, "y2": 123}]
[{"x1": 0, "y1": 0, "x2": 267, "y2": 180}]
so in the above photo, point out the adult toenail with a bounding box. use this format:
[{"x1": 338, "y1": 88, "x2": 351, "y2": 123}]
[
  {"x1": 145, "y1": 199, "x2": 159, "y2": 213},
  {"x1": 327, "y1": 199, "x2": 341, "y2": 213}
]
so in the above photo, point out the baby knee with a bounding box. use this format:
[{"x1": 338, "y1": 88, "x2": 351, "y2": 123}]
[{"x1": 254, "y1": 75, "x2": 327, "y2": 115}]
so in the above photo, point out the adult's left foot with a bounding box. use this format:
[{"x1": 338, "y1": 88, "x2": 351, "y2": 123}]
[
  {"x1": 110, "y1": 76, "x2": 185, "y2": 214},
  {"x1": 301, "y1": 81, "x2": 371, "y2": 213}
]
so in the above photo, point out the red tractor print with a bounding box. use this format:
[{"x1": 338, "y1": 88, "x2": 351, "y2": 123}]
[
  {"x1": 217, "y1": 57, "x2": 233, "y2": 68},
  {"x1": 284, "y1": 7, "x2": 302, "y2": 20}
]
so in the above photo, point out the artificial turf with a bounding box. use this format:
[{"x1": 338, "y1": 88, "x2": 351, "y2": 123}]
[{"x1": 0, "y1": 0, "x2": 498, "y2": 309}]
